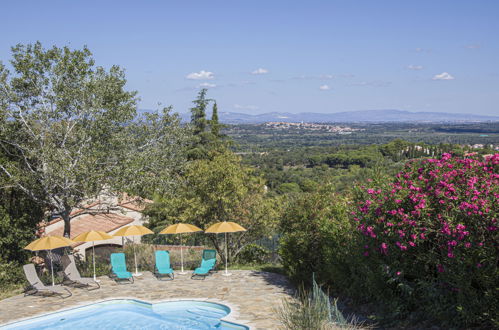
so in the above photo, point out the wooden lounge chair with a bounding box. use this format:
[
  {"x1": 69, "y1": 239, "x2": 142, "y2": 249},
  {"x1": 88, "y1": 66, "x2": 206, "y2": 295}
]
[
  {"x1": 23, "y1": 264, "x2": 72, "y2": 298},
  {"x1": 61, "y1": 255, "x2": 100, "y2": 290}
]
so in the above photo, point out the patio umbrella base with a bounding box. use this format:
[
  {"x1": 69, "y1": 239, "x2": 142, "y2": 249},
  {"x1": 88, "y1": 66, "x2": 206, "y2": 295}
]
[
  {"x1": 134, "y1": 272, "x2": 143, "y2": 277},
  {"x1": 178, "y1": 271, "x2": 188, "y2": 275},
  {"x1": 222, "y1": 273, "x2": 232, "y2": 277}
]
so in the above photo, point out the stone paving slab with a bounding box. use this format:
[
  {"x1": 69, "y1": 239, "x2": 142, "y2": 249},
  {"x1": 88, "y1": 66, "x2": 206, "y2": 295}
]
[{"x1": 0, "y1": 270, "x2": 294, "y2": 329}]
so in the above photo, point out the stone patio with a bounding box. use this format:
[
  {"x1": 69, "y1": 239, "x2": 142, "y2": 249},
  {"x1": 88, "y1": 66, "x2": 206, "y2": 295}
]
[{"x1": 0, "y1": 270, "x2": 294, "y2": 329}]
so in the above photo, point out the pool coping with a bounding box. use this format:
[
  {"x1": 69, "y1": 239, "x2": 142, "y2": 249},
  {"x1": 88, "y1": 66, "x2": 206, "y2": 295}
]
[{"x1": 0, "y1": 297, "x2": 254, "y2": 329}]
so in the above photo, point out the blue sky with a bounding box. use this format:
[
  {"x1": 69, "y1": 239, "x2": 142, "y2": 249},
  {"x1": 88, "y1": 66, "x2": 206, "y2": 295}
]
[{"x1": 1, "y1": 1, "x2": 498, "y2": 115}]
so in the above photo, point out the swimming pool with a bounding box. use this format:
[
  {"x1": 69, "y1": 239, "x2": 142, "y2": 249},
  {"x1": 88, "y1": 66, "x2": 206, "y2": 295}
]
[{"x1": 0, "y1": 299, "x2": 249, "y2": 329}]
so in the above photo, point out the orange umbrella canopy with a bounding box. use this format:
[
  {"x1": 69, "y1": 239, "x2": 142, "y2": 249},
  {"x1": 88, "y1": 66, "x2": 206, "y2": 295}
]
[
  {"x1": 204, "y1": 221, "x2": 246, "y2": 277},
  {"x1": 24, "y1": 235, "x2": 75, "y2": 286},
  {"x1": 159, "y1": 223, "x2": 203, "y2": 274},
  {"x1": 159, "y1": 223, "x2": 203, "y2": 234},
  {"x1": 24, "y1": 236, "x2": 75, "y2": 251},
  {"x1": 73, "y1": 230, "x2": 113, "y2": 242},
  {"x1": 205, "y1": 221, "x2": 246, "y2": 233},
  {"x1": 112, "y1": 225, "x2": 153, "y2": 276},
  {"x1": 113, "y1": 225, "x2": 153, "y2": 237}
]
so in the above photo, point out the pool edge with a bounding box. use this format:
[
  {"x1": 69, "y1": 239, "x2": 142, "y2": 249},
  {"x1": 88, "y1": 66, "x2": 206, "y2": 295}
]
[{"x1": 0, "y1": 297, "x2": 253, "y2": 330}]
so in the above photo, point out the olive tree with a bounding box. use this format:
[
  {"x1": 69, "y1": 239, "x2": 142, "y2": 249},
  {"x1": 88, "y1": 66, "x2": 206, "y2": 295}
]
[{"x1": 0, "y1": 42, "x2": 187, "y2": 237}]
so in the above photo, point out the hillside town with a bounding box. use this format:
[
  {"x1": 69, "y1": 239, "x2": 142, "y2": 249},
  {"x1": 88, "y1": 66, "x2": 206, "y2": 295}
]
[{"x1": 264, "y1": 121, "x2": 364, "y2": 133}]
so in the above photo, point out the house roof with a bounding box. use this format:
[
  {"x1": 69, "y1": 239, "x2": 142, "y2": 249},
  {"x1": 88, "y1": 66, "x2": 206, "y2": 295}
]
[
  {"x1": 46, "y1": 193, "x2": 152, "y2": 226},
  {"x1": 118, "y1": 195, "x2": 152, "y2": 212},
  {"x1": 47, "y1": 201, "x2": 101, "y2": 226},
  {"x1": 47, "y1": 213, "x2": 134, "y2": 247}
]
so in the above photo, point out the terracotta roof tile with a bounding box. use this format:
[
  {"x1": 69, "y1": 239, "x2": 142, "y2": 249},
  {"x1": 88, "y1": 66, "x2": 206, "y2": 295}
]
[
  {"x1": 118, "y1": 197, "x2": 152, "y2": 212},
  {"x1": 47, "y1": 213, "x2": 134, "y2": 247},
  {"x1": 47, "y1": 201, "x2": 101, "y2": 225}
]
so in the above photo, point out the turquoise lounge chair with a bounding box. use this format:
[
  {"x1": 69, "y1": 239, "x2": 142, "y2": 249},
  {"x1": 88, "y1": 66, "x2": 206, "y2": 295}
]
[
  {"x1": 110, "y1": 253, "x2": 134, "y2": 284},
  {"x1": 192, "y1": 249, "x2": 217, "y2": 280},
  {"x1": 154, "y1": 250, "x2": 174, "y2": 280}
]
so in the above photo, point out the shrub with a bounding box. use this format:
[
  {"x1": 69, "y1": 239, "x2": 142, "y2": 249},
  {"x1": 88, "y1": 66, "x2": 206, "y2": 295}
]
[
  {"x1": 279, "y1": 185, "x2": 355, "y2": 286},
  {"x1": 235, "y1": 243, "x2": 270, "y2": 264},
  {"x1": 0, "y1": 260, "x2": 25, "y2": 286},
  {"x1": 352, "y1": 153, "x2": 498, "y2": 327},
  {"x1": 276, "y1": 275, "x2": 367, "y2": 330}
]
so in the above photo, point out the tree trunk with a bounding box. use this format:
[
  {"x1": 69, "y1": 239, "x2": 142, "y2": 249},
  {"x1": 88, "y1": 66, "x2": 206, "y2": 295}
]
[
  {"x1": 62, "y1": 208, "x2": 71, "y2": 238},
  {"x1": 209, "y1": 235, "x2": 224, "y2": 261}
]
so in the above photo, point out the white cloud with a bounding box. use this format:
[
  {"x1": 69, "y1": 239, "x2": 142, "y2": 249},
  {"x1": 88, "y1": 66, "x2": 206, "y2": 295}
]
[
  {"x1": 251, "y1": 68, "x2": 269, "y2": 75},
  {"x1": 186, "y1": 70, "x2": 214, "y2": 80},
  {"x1": 319, "y1": 85, "x2": 331, "y2": 91},
  {"x1": 432, "y1": 72, "x2": 455, "y2": 80},
  {"x1": 415, "y1": 47, "x2": 431, "y2": 53},
  {"x1": 465, "y1": 44, "x2": 480, "y2": 49},
  {"x1": 199, "y1": 82, "x2": 216, "y2": 88},
  {"x1": 292, "y1": 74, "x2": 335, "y2": 80},
  {"x1": 234, "y1": 104, "x2": 259, "y2": 110},
  {"x1": 407, "y1": 64, "x2": 424, "y2": 70},
  {"x1": 349, "y1": 81, "x2": 391, "y2": 87}
]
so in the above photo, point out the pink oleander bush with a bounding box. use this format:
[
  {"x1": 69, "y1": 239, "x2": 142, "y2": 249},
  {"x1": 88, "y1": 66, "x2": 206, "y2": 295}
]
[{"x1": 352, "y1": 153, "x2": 498, "y2": 327}]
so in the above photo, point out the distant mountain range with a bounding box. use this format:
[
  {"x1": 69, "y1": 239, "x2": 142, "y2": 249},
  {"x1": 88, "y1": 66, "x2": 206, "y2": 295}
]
[{"x1": 175, "y1": 109, "x2": 499, "y2": 124}]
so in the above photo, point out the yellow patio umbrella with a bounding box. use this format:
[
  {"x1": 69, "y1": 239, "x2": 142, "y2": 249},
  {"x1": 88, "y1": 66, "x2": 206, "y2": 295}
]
[
  {"x1": 113, "y1": 225, "x2": 153, "y2": 276},
  {"x1": 159, "y1": 223, "x2": 203, "y2": 275},
  {"x1": 73, "y1": 230, "x2": 113, "y2": 282},
  {"x1": 25, "y1": 235, "x2": 75, "y2": 286},
  {"x1": 205, "y1": 221, "x2": 246, "y2": 276}
]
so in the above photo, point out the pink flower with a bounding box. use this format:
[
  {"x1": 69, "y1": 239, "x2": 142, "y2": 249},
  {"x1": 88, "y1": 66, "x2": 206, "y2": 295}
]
[
  {"x1": 437, "y1": 264, "x2": 445, "y2": 273},
  {"x1": 396, "y1": 271, "x2": 401, "y2": 276}
]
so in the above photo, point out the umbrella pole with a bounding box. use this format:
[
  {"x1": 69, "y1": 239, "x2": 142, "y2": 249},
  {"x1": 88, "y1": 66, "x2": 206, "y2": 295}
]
[
  {"x1": 180, "y1": 233, "x2": 187, "y2": 274},
  {"x1": 50, "y1": 250, "x2": 55, "y2": 286},
  {"x1": 133, "y1": 236, "x2": 142, "y2": 276},
  {"x1": 92, "y1": 241, "x2": 98, "y2": 282},
  {"x1": 223, "y1": 232, "x2": 231, "y2": 276}
]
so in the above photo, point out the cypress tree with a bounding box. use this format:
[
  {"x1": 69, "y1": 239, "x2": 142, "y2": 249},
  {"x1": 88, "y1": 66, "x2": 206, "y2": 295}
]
[
  {"x1": 211, "y1": 101, "x2": 220, "y2": 138},
  {"x1": 190, "y1": 88, "x2": 208, "y2": 136}
]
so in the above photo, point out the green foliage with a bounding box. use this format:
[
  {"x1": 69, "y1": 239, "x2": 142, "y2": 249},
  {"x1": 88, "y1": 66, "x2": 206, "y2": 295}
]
[
  {"x1": 0, "y1": 42, "x2": 138, "y2": 236},
  {"x1": 190, "y1": 88, "x2": 209, "y2": 135},
  {"x1": 0, "y1": 260, "x2": 25, "y2": 287},
  {"x1": 235, "y1": 243, "x2": 270, "y2": 264},
  {"x1": 279, "y1": 154, "x2": 498, "y2": 328},
  {"x1": 0, "y1": 150, "x2": 44, "y2": 287},
  {"x1": 0, "y1": 42, "x2": 187, "y2": 237},
  {"x1": 145, "y1": 149, "x2": 280, "y2": 262},
  {"x1": 350, "y1": 154, "x2": 499, "y2": 327},
  {"x1": 114, "y1": 106, "x2": 188, "y2": 197},
  {"x1": 210, "y1": 101, "x2": 222, "y2": 138},
  {"x1": 276, "y1": 276, "x2": 365, "y2": 330},
  {"x1": 279, "y1": 185, "x2": 355, "y2": 285},
  {"x1": 188, "y1": 88, "x2": 218, "y2": 160},
  {"x1": 278, "y1": 182, "x2": 302, "y2": 194}
]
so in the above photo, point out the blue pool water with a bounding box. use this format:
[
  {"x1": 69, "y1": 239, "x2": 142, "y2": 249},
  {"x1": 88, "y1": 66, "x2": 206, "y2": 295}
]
[{"x1": 1, "y1": 300, "x2": 249, "y2": 329}]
